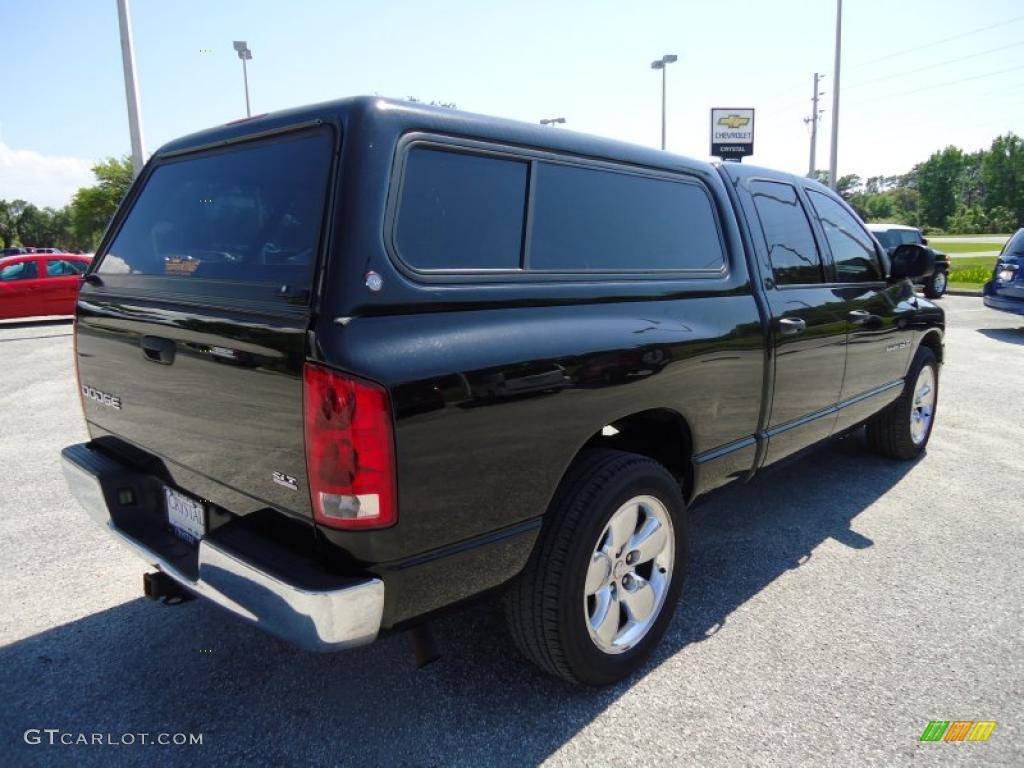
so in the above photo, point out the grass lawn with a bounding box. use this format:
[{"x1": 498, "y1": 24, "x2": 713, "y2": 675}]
[
  {"x1": 947, "y1": 255, "x2": 997, "y2": 289},
  {"x1": 930, "y1": 240, "x2": 1004, "y2": 254}
]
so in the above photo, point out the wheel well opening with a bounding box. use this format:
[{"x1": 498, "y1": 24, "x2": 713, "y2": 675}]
[
  {"x1": 919, "y1": 331, "x2": 943, "y2": 364},
  {"x1": 581, "y1": 408, "x2": 693, "y2": 497}
]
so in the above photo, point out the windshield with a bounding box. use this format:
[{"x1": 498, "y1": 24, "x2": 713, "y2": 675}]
[
  {"x1": 98, "y1": 127, "x2": 333, "y2": 296},
  {"x1": 873, "y1": 230, "x2": 897, "y2": 249},
  {"x1": 872, "y1": 228, "x2": 922, "y2": 250},
  {"x1": 1001, "y1": 228, "x2": 1024, "y2": 257}
]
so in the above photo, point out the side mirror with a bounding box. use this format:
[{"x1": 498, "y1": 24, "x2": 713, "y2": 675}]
[
  {"x1": 920, "y1": 236, "x2": 929, "y2": 246},
  {"x1": 889, "y1": 243, "x2": 935, "y2": 281}
]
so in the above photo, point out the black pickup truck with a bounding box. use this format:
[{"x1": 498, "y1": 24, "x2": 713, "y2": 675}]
[{"x1": 62, "y1": 97, "x2": 944, "y2": 686}]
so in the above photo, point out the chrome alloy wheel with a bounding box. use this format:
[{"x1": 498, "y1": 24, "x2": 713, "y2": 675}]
[
  {"x1": 932, "y1": 271, "x2": 947, "y2": 294},
  {"x1": 910, "y1": 365, "x2": 936, "y2": 445},
  {"x1": 584, "y1": 495, "x2": 674, "y2": 654}
]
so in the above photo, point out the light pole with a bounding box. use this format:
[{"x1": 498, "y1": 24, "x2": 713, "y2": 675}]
[
  {"x1": 233, "y1": 40, "x2": 253, "y2": 117},
  {"x1": 829, "y1": 0, "x2": 842, "y2": 190},
  {"x1": 650, "y1": 54, "x2": 677, "y2": 150},
  {"x1": 540, "y1": 117, "x2": 566, "y2": 126},
  {"x1": 116, "y1": 0, "x2": 146, "y2": 177}
]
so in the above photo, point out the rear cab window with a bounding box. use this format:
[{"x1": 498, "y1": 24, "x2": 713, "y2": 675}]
[{"x1": 96, "y1": 126, "x2": 335, "y2": 305}]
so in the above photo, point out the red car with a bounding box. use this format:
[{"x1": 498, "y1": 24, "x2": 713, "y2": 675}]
[{"x1": 0, "y1": 253, "x2": 92, "y2": 320}]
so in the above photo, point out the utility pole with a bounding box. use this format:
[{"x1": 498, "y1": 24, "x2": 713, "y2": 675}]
[
  {"x1": 116, "y1": 0, "x2": 146, "y2": 177},
  {"x1": 829, "y1": 0, "x2": 843, "y2": 190},
  {"x1": 804, "y1": 73, "x2": 825, "y2": 177}
]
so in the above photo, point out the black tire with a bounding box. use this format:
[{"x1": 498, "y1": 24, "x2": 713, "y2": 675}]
[
  {"x1": 923, "y1": 269, "x2": 947, "y2": 299},
  {"x1": 866, "y1": 346, "x2": 939, "y2": 460},
  {"x1": 504, "y1": 449, "x2": 688, "y2": 686}
]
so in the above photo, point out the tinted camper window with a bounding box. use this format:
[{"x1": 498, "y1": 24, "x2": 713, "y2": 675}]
[
  {"x1": 396, "y1": 147, "x2": 528, "y2": 271},
  {"x1": 99, "y1": 128, "x2": 333, "y2": 298},
  {"x1": 529, "y1": 163, "x2": 725, "y2": 272}
]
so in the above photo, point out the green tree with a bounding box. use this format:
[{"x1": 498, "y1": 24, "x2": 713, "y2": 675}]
[
  {"x1": 807, "y1": 171, "x2": 861, "y2": 199},
  {"x1": 864, "y1": 176, "x2": 884, "y2": 195},
  {"x1": 837, "y1": 174, "x2": 862, "y2": 199},
  {"x1": 0, "y1": 199, "x2": 28, "y2": 247},
  {"x1": 915, "y1": 146, "x2": 963, "y2": 229},
  {"x1": 947, "y1": 205, "x2": 989, "y2": 234},
  {"x1": 864, "y1": 193, "x2": 894, "y2": 220},
  {"x1": 68, "y1": 155, "x2": 134, "y2": 249},
  {"x1": 888, "y1": 188, "x2": 920, "y2": 225},
  {"x1": 986, "y1": 205, "x2": 1017, "y2": 234},
  {"x1": 0, "y1": 200, "x2": 13, "y2": 247},
  {"x1": 982, "y1": 133, "x2": 1023, "y2": 230},
  {"x1": 958, "y1": 150, "x2": 986, "y2": 209},
  {"x1": 15, "y1": 204, "x2": 47, "y2": 247},
  {"x1": 29, "y1": 207, "x2": 75, "y2": 249}
]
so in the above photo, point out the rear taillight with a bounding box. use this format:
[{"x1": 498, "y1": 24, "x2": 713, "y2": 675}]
[{"x1": 303, "y1": 363, "x2": 397, "y2": 530}]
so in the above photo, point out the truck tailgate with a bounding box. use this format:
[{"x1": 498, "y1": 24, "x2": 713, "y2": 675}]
[
  {"x1": 74, "y1": 124, "x2": 337, "y2": 522},
  {"x1": 75, "y1": 298, "x2": 312, "y2": 519}
]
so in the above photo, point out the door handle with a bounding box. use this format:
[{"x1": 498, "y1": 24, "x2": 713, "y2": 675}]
[
  {"x1": 141, "y1": 335, "x2": 176, "y2": 365},
  {"x1": 848, "y1": 310, "x2": 882, "y2": 328},
  {"x1": 848, "y1": 310, "x2": 872, "y2": 324},
  {"x1": 778, "y1": 317, "x2": 806, "y2": 336}
]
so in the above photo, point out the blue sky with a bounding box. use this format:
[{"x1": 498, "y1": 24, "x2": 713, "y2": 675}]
[{"x1": 2, "y1": 0, "x2": 1022, "y2": 206}]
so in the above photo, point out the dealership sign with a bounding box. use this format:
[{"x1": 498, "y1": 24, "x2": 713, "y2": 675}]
[{"x1": 710, "y1": 108, "x2": 754, "y2": 161}]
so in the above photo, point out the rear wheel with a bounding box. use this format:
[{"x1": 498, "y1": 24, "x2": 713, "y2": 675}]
[
  {"x1": 923, "y1": 270, "x2": 947, "y2": 299},
  {"x1": 866, "y1": 347, "x2": 939, "y2": 459},
  {"x1": 504, "y1": 449, "x2": 687, "y2": 686}
]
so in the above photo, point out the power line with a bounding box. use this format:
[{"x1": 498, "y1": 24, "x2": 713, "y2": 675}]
[
  {"x1": 753, "y1": 17, "x2": 1024, "y2": 120},
  {"x1": 761, "y1": 90, "x2": 824, "y2": 118},
  {"x1": 847, "y1": 40, "x2": 1024, "y2": 89},
  {"x1": 847, "y1": 13, "x2": 1024, "y2": 71},
  {"x1": 847, "y1": 64, "x2": 1024, "y2": 107},
  {"x1": 919, "y1": 82, "x2": 1024, "y2": 112}
]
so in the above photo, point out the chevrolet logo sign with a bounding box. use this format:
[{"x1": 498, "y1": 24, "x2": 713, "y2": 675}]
[{"x1": 717, "y1": 114, "x2": 751, "y2": 129}]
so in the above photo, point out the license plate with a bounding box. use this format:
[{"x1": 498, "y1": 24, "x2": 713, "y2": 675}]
[{"x1": 165, "y1": 487, "x2": 206, "y2": 542}]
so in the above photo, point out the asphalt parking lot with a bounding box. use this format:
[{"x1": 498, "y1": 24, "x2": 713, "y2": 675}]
[{"x1": 1, "y1": 295, "x2": 1021, "y2": 767}]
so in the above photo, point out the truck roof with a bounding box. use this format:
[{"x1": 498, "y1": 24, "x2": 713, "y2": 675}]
[
  {"x1": 865, "y1": 223, "x2": 918, "y2": 232},
  {"x1": 155, "y1": 95, "x2": 724, "y2": 178}
]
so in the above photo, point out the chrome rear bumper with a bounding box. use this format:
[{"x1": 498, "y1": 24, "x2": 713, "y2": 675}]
[{"x1": 61, "y1": 443, "x2": 384, "y2": 652}]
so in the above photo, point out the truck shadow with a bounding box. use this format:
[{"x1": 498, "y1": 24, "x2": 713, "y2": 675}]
[
  {"x1": 1, "y1": 433, "x2": 913, "y2": 767},
  {"x1": 978, "y1": 327, "x2": 1024, "y2": 345}
]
